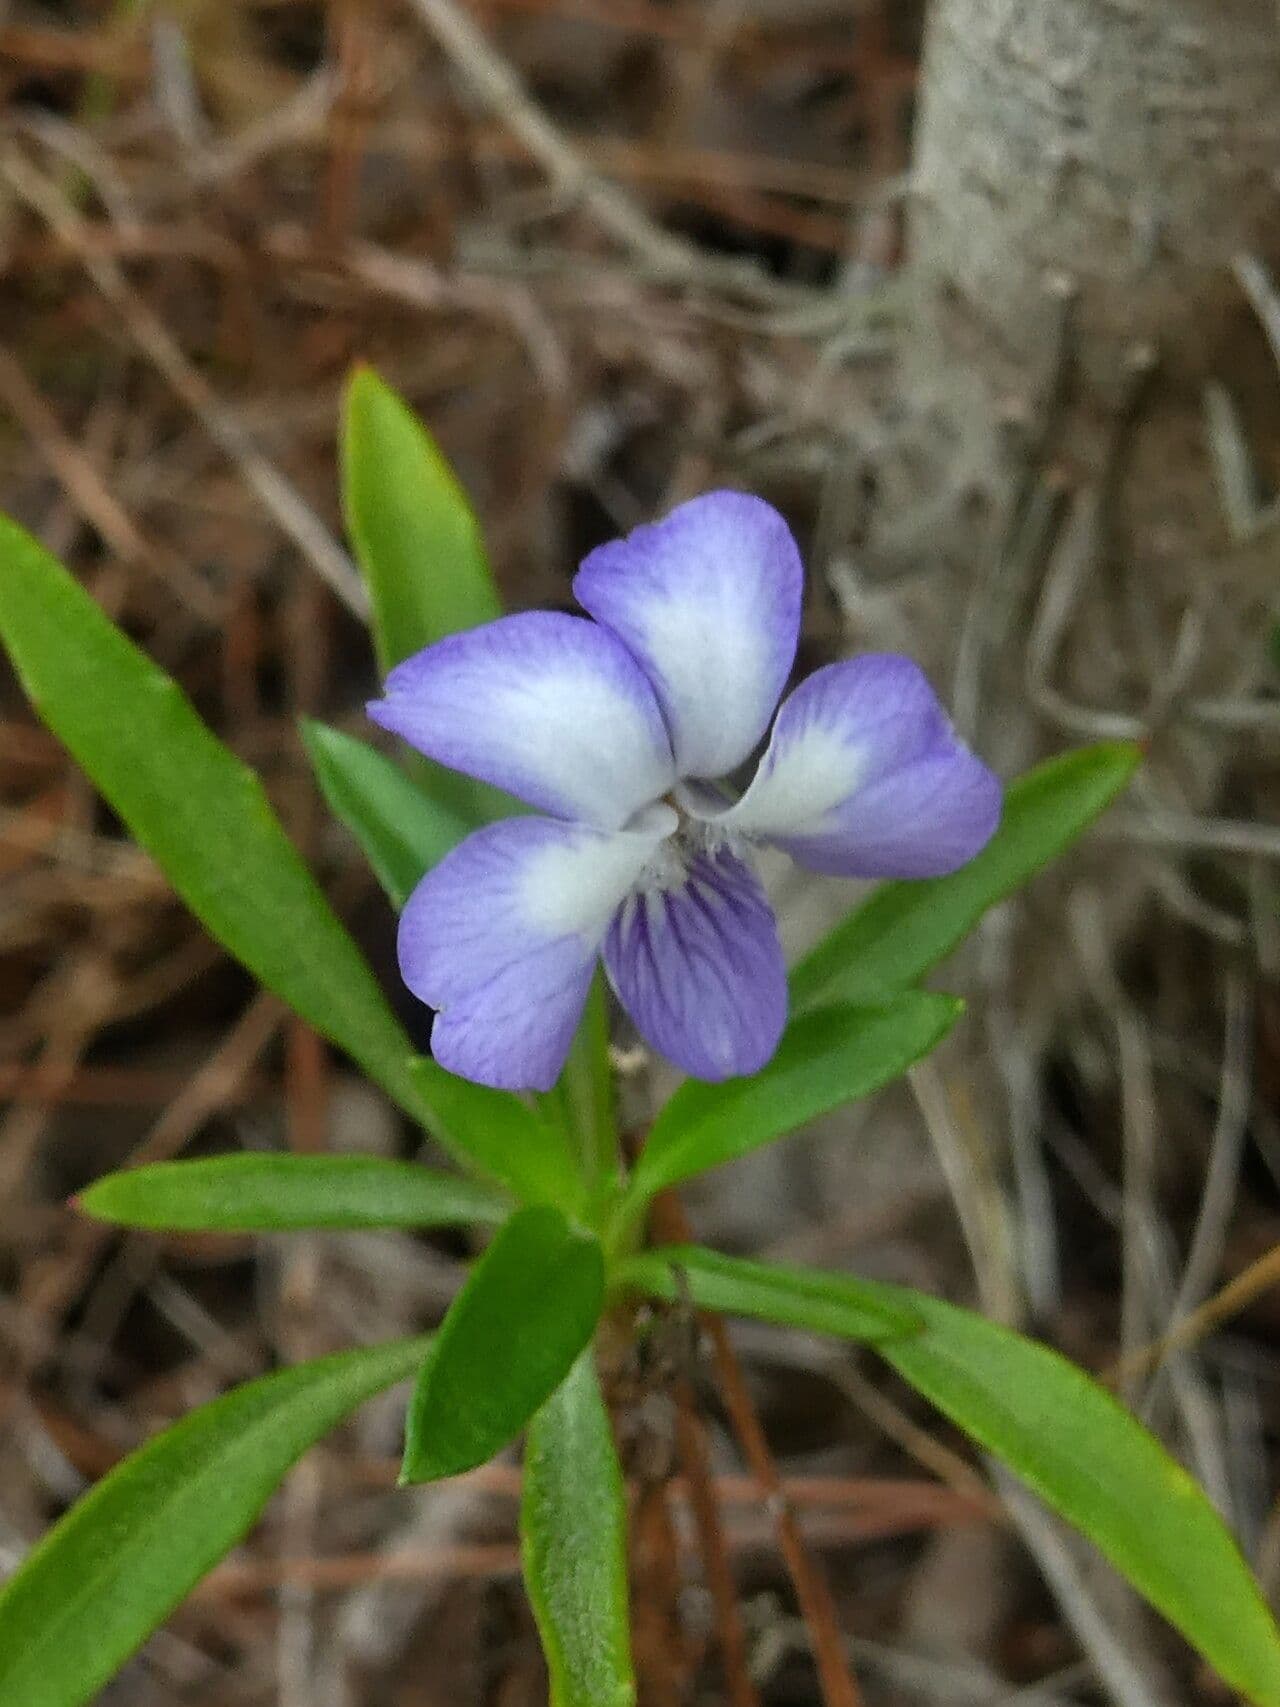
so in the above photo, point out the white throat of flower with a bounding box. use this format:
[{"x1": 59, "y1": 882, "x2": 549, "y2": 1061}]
[{"x1": 629, "y1": 796, "x2": 746, "y2": 898}]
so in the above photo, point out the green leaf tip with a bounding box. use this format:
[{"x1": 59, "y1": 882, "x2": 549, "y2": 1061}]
[
  {"x1": 341, "y1": 362, "x2": 500, "y2": 671},
  {"x1": 340, "y1": 367, "x2": 516, "y2": 828}
]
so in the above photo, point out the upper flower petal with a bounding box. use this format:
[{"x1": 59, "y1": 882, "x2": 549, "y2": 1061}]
[
  {"x1": 706, "y1": 654, "x2": 1002, "y2": 878},
  {"x1": 399, "y1": 809, "x2": 675, "y2": 1091},
  {"x1": 603, "y1": 843, "x2": 786, "y2": 1081},
  {"x1": 574, "y1": 491, "x2": 803, "y2": 781},
  {"x1": 368, "y1": 612, "x2": 675, "y2": 830}
]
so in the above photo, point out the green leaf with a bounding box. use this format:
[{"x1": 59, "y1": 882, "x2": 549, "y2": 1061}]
[
  {"x1": 882, "y1": 1291, "x2": 1280, "y2": 1706},
  {"x1": 627, "y1": 995, "x2": 960, "y2": 1202},
  {"x1": 626, "y1": 1248, "x2": 1280, "y2": 1707},
  {"x1": 0, "y1": 1337, "x2": 428, "y2": 1707},
  {"x1": 522, "y1": 1353, "x2": 634, "y2": 1707},
  {"x1": 790, "y1": 743, "x2": 1141, "y2": 1012},
  {"x1": 341, "y1": 364, "x2": 514, "y2": 827},
  {"x1": 402, "y1": 1206, "x2": 604, "y2": 1483},
  {"x1": 342, "y1": 365, "x2": 501, "y2": 670},
  {"x1": 0, "y1": 515, "x2": 424, "y2": 1122},
  {"x1": 615, "y1": 1246, "x2": 922, "y2": 1344},
  {"x1": 301, "y1": 719, "x2": 470, "y2": 907},
  {"x1": 77, "y1": 1153, "x2": 509, "y2": 1232},
  {"x1": 408, "y1": 1057, "x2": 586, "y2": 1211}
]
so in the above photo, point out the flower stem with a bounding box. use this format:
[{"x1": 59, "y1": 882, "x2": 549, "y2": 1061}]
[{"x1": 561, "y1": 975, "x2": 621, "y2": 1210}]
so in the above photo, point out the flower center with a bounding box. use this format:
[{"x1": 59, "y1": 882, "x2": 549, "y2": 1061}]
[{"x1": 634, "y1": 800, "x2": 742, "y2": 896}]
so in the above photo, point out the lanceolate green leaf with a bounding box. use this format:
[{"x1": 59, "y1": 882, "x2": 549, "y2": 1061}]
[
  {"x1": 626, "y1": 1248, "x2": 1280, "y2": 1706},
  {"x1": 0, "y1": 1337, "x2": 428, "y2": 1707},
  {"x1": 883, "y1": 1290, "x2": 1280, "y2": 1707},
  {"x1": 77, "y1": 1153, "x2": 509, "y2": 1232},
  {"x1": 627, "y1": 995, "x2": 960, "y2": 1202},
  {"x1": 342, "y1": 367, "x2": 512, "y2": 827},
  {"x1": 790, "y1": 743, "x2": 1141, "y2": 1012},
  {"x1": 522, "y1": 1353, "x2": 634, "y2": 1707},
  {"x1": 409, "y1": 1058, "x2": 585, "y2": 1210},
  {"x1": 402, "y1": 1207, "x2": 604, "y2": 1483},
  {"x1": 342, "y1": 365, "x2": 501, "y2": 671},
  {"x1": 615, "y1": 1247, "x2": 922, "y2": 1345},
  {"x1": 0, "y1": 516, "x2": 423, "y2": 1122},
  {"x1": 301, "y1": 719, "x2": 470, "y2": 906}
]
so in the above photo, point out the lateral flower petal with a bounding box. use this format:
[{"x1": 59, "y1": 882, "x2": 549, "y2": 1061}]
[
  {"x1": 399, "y1": 810, "x2": 675, "y2": 1091},
  {"x1": 603, "y1": 843, "x2": 786, "y2": 1081},
  {"x1": 368, "y1": 611, "x2": 675, "y2": 830},
  {"x1": 574, "y1": 491, "x2": 803, "y2": 781},
  {"x1": 708, "y1": 654, "x2": 1002, "y2": 878}
]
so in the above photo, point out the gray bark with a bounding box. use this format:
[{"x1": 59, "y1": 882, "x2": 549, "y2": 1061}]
[
  {"x1": 910, "y1": 0, "x2": 1280, "y2": 429},
  {"x1": 866, "y1": 0, "x2": 1280, "y2": 772},
  {"x1": 860, "y1": 6, "x2": 1280, "y2": 1696}
]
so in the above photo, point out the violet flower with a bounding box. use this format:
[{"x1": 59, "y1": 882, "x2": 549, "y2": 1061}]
[{"x1": 368, "y1": 492, "x2": 1001, "y2": 1091}]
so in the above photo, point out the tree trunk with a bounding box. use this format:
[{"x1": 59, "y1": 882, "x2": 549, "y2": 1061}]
[
  {"x1": 867, "y1": 5, "x2": 1280, "y2": 1692},
  {"x1": 911, "y1": 0, "x2": 1280, "y2": 404},
  {"x1": 877, "y1": 0, "x2": 1280, "y2": 768}
]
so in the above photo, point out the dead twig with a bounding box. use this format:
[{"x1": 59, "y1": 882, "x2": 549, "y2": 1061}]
[
  {"x1": 1109, "y1": 1244, "x2": 1280, "y2": 1389},
  {"x1": 651, "y1": 1192, "x2": 866, "y2": 1707},
  {"x1": 672, "y1": 1377, "x2": 761, "y2": 1707},
  {"x1": 402, "y1": 0, "x2": 702, "y2": 282},
  {"x1": 0, "y1": 347, "x2": 220, "y2": 621},
  {"x1": 0, "y1": 146, "x2": 368, "y2": 620}
]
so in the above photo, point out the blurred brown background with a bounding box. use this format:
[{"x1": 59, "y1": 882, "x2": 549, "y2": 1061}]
[{"x1": 0, "y1": 1, "x2": 1278, "y2": 1702}]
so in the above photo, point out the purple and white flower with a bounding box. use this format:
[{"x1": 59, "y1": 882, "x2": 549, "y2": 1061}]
[{"x1": 368, "y1": 491, "x2": 1001, "y2": 1091}]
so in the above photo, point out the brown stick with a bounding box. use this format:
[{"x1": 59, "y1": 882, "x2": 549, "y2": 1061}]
[
  {"x1": 0, "y1": 146, "x2": 368, "y2": 619},
  {"x1": 672, "y1": 1379, "x2": 762, "y2": 1707},
  {"x1": 630, "y1": 1475, "x2": 688, "y2": 1707},
  {"x1": 653, "y1": 1194, "x2": 865, "y2": 1707},
  {"x1": 197, "y1": 1542, "x2": 522, "y2": 1598}
]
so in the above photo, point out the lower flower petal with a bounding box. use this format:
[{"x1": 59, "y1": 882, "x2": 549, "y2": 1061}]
[
  {"x1": 427, "y1": 944, "x2": 596, "y2": 1094},
  {"x1": 603, "y1": 845, "x2": 785, "y2": 1081},
  {"x1": 708, "y1": 655, "x2": 1002, "y2": 879},
  {"x1": 400, "y1": 811, "x2": 673, "y2": 1091}
]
